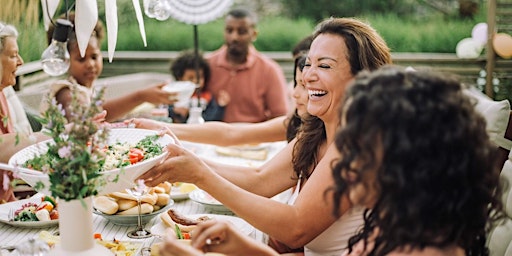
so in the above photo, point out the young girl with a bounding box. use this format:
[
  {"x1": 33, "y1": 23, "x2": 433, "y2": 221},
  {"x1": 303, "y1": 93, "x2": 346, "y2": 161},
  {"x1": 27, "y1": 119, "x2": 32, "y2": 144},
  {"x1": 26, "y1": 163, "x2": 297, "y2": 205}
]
[
  {"x1": 168, "y1": 50, "x2": 229, "y2": 123},
  {"x1": 40, "y1": 13, "x2": 177, "y2": 122}
]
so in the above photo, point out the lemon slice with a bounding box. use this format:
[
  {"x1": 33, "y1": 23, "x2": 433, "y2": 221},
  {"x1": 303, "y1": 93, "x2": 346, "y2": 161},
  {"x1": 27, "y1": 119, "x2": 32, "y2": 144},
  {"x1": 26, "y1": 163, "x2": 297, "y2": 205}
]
[{"x1": 179, "y1": 183, "x2": 197, "y2": 194}]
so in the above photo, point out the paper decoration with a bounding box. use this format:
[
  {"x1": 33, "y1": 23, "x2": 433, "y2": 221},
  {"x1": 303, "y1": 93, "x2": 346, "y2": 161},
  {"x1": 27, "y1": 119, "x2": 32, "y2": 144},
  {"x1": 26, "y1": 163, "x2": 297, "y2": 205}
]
[
  {"x1": 75, "y1": 0, "x2": 99, "y2": 57},
  {"x1": 105, "y1": 0, "x2": 118, "y2": 63},
  {"x1": 40, "y1": 0, "x2": 60, "y2": 31},
  {"x1": 493, "y1": 33, "x2": 512, "y2": 59},
  {"x1": 167, "y1": 0, "x2": 233, "y2": 25},
  {"x1": 132, "y1": 0, "x2": 147, "y2": 47},
  {"x1": 456, "y1": 38, "x2": 483, "y2": 59}
]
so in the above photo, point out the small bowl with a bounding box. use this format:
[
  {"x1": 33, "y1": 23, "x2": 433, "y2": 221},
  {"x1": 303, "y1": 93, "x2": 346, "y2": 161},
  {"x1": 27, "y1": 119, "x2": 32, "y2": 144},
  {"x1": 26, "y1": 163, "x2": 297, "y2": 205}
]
[
  {"x1": 93, "y1": 200, "x2": 174, "y2": 226},
  {"x1": 189, "y1": 189, "x2": 232, "y2": 214},
  {"x1": 162, "y1": 81, "x2": 197, "y2": 104}
]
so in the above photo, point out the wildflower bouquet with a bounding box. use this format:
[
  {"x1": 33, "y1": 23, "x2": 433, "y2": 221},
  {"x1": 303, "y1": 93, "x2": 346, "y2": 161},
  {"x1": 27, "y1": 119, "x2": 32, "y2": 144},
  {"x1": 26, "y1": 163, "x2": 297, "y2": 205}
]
[{"x1": 32, "y1": 85, "x2": 110, "y2": 201}]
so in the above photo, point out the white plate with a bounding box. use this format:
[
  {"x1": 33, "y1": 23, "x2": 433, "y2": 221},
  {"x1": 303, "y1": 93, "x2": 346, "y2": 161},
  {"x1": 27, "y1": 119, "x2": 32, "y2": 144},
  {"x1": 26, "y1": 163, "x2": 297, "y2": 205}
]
[
  {"x1": 170, "y1": 183, "x2": 197, "y2": 201},
  {"x1": 151, "y1": 213, "x2": 254, "y2": 237},
  {"x1": 93, "y1": 200, "x2": 174, "y2": 226},
  {"x1": 189, "y1": 189, "x2": 231, "y2": 213},
  {"x1": 8, "y1": 128, "x2": 174, "y2": 195},
  {"x1": 0, "y1": 194, "x2": 58, "y2": 228}
]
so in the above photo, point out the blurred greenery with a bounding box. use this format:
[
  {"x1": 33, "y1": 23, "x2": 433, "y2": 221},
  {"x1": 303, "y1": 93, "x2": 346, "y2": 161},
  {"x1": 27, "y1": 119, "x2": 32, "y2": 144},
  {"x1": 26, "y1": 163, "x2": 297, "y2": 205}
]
[{"x1": 17, "y1": 11, "x2": 486, "y2": 63}]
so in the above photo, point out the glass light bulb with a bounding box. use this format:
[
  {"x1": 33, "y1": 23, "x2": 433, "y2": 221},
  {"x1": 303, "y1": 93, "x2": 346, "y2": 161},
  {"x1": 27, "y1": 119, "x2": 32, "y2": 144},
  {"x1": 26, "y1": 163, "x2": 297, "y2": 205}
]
[
  {"x1": 41, "y1": 41, "x2": 70, "y2": 76},
  {"x1": 144, "y1": 0, "x2": 159, "y2": 18},
  {"x1": 154, "y1": 0, "x2": 171, "y2": 21},
  {"x1": 41, "y1": 19, "x2": 72, "y2": 76}
]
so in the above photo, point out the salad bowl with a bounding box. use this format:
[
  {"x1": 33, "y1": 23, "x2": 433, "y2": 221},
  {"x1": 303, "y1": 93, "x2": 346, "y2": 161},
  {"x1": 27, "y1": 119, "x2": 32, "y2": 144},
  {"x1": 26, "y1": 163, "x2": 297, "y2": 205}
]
[{"x1": 8, "y1": 128, "x2": 174, "y2": 195}]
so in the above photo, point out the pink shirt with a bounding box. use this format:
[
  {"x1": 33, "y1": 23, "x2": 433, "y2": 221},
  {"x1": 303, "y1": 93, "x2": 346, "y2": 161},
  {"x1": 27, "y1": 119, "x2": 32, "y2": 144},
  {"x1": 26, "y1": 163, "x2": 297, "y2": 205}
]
[{"x1": 207, "y1": 45, "x2": 289, "y2": 123}]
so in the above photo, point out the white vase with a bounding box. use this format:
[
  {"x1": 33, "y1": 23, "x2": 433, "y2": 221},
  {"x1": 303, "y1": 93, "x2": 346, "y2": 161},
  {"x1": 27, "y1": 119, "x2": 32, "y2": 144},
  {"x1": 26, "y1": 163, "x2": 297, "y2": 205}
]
[{"x1": 49, "y1": 197, "x2": 111, "y2": 256}]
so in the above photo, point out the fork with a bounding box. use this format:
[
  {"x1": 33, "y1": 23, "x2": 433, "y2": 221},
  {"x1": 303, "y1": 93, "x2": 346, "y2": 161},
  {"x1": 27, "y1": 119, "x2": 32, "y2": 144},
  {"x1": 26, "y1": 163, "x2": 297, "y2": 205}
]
[{"x1": 7, "y1": 208, "x2": 14, "y2": 222}]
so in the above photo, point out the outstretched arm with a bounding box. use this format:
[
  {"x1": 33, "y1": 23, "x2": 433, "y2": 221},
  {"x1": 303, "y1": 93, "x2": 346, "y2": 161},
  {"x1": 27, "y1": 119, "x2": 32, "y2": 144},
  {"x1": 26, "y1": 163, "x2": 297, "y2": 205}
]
[
  {"x1": 140, "y1": 142, "x2": 348, "y2": 248},
  {"x1": 103, "y1": 83, "x2": 177, "y2": 122},
  {"x1": 130, "y1": 116, "x2": 288, "y2": 146}
]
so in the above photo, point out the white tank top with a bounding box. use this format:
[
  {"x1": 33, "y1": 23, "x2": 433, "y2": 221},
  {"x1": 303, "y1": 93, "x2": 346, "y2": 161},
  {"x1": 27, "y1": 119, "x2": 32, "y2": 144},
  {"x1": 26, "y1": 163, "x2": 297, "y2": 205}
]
[{"x1": 287, "y1": 176, "x2": 365, "y2": 256}]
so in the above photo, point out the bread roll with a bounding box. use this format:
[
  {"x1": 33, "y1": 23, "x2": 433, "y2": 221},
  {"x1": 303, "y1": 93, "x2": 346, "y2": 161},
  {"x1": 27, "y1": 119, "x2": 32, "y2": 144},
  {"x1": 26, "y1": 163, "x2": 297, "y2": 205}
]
[
  {"x1": 117, "y1": 198, "x2": 138, "y2": 211},
  {"x1": 157, "y1": 181, "x2": 172, "y2": 194},
  {"x1": 110, "y1": 191, "x2": 158, "y2": 205},
  {"x1": 150, "y1": 186, "x2": 165, "y2": 194},
  {"x1": 156, "y1": 193, "x2": 170, "y2": 207},
  {"x1": 117, "y1": 203, "x2": 154, "y2": 215},
  {"x1": 93, "y1": 196, "x2": 119, "y2": 215}
]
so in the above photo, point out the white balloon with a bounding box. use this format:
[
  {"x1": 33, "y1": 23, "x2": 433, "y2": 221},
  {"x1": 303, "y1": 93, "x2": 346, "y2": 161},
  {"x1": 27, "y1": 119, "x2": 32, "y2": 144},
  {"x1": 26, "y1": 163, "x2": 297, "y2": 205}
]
[
  {"x1": 456, "y1": 38, "x2": 483, "y2": 59},
  {"x1": 471, "y1": 22, "x2": 488, "y2": 47}
]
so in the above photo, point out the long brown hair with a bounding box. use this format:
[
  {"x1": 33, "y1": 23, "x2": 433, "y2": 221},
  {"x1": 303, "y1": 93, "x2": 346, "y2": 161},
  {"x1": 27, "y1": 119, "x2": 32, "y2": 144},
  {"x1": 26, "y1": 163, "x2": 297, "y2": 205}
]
[{"x1": 292, "y1": 17, "x2": 392, "y2": 181}]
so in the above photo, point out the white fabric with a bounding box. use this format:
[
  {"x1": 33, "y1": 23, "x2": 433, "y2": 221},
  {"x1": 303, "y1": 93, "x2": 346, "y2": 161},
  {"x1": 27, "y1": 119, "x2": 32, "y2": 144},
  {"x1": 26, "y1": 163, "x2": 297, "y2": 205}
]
[
  {"x1": 464, "y1": 87, "x2": 512, "y2": 150},
  {"x1": 287, "y1": 177, "x2": 364, "y2": 256},
  {"x1": 2, "y1": 86, "x2": 32, "y2": 136},
  {"x1": 488, "y1": 149, "x2": 512, "y2": 255}
]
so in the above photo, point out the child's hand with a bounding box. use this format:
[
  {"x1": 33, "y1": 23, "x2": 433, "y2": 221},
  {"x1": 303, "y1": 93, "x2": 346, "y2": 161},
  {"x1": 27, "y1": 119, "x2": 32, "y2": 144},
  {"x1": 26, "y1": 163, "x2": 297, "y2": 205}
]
[{"x1": 217, "y1": 90, "x2": 230, "y2": 107}]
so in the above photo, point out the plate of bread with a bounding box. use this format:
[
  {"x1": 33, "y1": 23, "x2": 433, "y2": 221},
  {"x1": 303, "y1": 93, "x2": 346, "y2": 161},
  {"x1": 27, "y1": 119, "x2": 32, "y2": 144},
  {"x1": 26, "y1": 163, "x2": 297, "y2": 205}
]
[{"x1": 93, "y1": 182, "x2": 174, "y2": 226}]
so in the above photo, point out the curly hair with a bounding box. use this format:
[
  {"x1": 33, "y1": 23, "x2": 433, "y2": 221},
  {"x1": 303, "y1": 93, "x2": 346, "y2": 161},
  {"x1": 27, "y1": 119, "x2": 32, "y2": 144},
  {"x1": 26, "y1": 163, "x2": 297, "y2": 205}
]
[
  {"x1": 292, "y1": 17, "x2": 392, "y2": 181},
  {"x1": 170, "y1": 50, "x2": 211, "y2": 91},
  {"x1": 332, "y1": 65, "x2": 504, "y2": 255},
  {"x1": 46, "y1": 12, "x2": 105, "y2": 51}
]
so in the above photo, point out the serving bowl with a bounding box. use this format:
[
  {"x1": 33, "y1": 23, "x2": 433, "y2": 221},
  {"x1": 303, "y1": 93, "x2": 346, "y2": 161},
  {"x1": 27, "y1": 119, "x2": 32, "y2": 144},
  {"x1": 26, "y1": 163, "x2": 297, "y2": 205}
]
[
  {"x1": 162, "y1": 81, "x2": 197, "y2": 105},
  {"x1": 8, "y1": 128, "x2": 174, "y2": 195},
  {"x1": 93, "y1": 200, "x2": 174, "y2": 226}
]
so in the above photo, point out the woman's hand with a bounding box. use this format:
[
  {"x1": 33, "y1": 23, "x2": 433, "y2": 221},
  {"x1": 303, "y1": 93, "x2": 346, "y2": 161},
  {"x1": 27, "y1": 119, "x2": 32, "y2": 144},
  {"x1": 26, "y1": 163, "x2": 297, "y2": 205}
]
[
  {"x1": 159, "y1": 229, "x2": 203, "y2": 256},
  {"x1": 125, "y1": 118, "x2": 182, "y2": 146},
  {"x1": 138, "y1": 143, "x2": 209, "y2": 186},
  {"x1": 190, "y1": 220, "x2": 279, "y2": 256}
]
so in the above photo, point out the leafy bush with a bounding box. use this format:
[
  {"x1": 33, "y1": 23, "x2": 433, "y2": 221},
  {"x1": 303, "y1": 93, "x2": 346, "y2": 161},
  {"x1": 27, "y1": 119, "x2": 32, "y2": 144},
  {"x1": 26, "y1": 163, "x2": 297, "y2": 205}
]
[{"x1": 18, "y1": 11, "x2": 485, "y2": 62}]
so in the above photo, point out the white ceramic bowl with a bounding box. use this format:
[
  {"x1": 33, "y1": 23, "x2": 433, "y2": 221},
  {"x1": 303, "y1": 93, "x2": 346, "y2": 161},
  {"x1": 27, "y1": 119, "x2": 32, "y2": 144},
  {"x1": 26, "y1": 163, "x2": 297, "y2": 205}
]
[
  {"x1": 189, "y1": 189, "x2": 232, "y2": 214},
  {"x1": 9, "y1": 128, "x2": 174, "y2": 195},
  {"x1": 162, "y1": 81, "x2": 197, "y2": 105}
]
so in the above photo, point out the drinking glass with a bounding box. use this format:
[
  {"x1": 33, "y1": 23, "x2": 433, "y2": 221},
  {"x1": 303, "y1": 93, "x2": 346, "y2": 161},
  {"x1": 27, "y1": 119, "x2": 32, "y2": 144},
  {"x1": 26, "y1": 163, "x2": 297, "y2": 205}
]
[{"x1": 126, "y1": 180, "x2": 152, "y2": 239}]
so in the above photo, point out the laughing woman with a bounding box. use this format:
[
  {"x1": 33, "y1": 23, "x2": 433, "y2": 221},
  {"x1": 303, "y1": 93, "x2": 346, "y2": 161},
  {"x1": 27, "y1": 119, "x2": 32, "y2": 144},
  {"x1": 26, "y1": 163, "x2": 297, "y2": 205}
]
[{"x1": 0, "y1": 22, "x2": 50, "y2": 202}]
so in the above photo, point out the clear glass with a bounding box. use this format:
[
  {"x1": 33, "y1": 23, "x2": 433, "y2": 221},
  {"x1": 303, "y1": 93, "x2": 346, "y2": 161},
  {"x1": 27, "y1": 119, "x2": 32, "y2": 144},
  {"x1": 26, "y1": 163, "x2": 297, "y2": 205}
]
[
  {"x1": 41, "y1": 41, "x2": 70, "y2": 76},
  {"x1": 126, "y1": 181, "x2": 152, "y2": 239},
  {"x1": 16, "y1": 238, "x2": 50, "y2": 256}
]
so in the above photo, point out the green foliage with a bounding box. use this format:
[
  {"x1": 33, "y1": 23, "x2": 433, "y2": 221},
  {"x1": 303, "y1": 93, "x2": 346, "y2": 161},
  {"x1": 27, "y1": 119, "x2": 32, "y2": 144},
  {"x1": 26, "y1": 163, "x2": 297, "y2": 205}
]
[
  {"x1": 18, "y1": 10, "x2": 487, "y2": 62},
  {"x1": 29, "y1": 86, "x2": 110, "y2": 201}
]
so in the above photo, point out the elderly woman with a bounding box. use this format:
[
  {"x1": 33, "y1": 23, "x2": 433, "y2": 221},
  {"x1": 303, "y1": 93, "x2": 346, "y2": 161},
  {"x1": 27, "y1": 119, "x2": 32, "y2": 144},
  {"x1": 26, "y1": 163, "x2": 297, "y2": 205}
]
[{"x1": 0, "y1": 22, "x2": 49, "y2": 202}]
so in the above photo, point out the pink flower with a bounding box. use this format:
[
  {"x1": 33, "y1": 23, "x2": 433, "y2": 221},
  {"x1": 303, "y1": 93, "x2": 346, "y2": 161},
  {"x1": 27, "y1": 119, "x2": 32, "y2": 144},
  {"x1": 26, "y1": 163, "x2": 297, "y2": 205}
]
[
  {"x1": 58, "y1": 145, "x2": 72, "y2": 158},
  {"x1": 3, "y1": 172, "x2": 10, "y2": 191}
]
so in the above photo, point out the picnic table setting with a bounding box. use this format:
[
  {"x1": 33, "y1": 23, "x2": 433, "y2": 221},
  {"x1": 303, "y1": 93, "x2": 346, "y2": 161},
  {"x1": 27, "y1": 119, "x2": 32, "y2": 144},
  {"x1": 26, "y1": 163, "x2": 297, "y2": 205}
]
[{"x1": 0, "y1": 126, "x2": 284, "y2": 255}]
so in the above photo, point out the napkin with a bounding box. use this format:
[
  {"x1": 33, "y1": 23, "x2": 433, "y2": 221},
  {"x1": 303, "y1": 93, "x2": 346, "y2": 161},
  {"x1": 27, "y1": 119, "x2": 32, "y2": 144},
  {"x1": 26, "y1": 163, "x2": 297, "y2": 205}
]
[{"x1": 215, "y1": 146, "x2": 268, "y2": 161}]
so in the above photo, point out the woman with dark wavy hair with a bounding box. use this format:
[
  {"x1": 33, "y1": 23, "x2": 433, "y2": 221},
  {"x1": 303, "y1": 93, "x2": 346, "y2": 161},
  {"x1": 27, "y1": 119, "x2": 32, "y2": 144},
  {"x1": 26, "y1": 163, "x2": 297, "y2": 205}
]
[
  {"x1": 142, "y1": 17, "x2": 392, "y2": 256},
  {"x1": 333, "y1": 66, "x2": 504, "y2": 256}
]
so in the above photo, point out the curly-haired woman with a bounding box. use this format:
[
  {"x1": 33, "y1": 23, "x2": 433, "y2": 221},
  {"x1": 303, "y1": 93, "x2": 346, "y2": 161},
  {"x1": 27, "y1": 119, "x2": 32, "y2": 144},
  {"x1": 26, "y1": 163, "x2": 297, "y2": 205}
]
[{"x1": 334, "y1": 66, "x2": 504, "y2": 256}]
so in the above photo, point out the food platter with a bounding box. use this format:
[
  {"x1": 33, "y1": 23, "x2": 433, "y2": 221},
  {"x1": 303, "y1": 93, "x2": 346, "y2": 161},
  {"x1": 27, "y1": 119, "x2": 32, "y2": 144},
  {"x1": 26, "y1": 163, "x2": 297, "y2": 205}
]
[
  {"x1": 151, "y1": 213, "x2": 254, "y2": 237},
  {"x1": 8, "y1": 128, "x2": 174, "y2": 195},
  {"x1": 0, "y1": 194, "x2": 58, "y2": 228}
]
